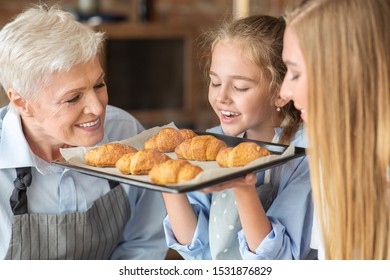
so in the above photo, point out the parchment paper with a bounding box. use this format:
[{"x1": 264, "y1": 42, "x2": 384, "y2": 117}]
[{"x1": 59, "y1": 123, "x2": 295, "y2": 188}]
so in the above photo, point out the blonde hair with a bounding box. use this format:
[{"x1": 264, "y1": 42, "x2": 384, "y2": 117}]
[
  {"x1": 0, "y1": 4, "x2": 105, "y2": 100},
  {"x1": 198, "y1": 15, "x2": 301, "y2": 144},
  {"x1": 285, "y1": 0, "x2": 390, "y2": 259}
]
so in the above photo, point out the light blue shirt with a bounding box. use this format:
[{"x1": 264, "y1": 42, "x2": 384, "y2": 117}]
[
  {"x1": 0, "y1": 104, "x2": 168, "y2": 259},
  {"x1": 163, "y1": 125, "x2": 317, "y2": 260}
]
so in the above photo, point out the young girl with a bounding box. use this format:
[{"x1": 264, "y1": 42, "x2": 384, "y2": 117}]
[
  {"x1": 162, "y1": 15, "x2": 316, "y2": 260},
  {"x1": 281, "y1": 0, "x2": 389, "y2": 259}
]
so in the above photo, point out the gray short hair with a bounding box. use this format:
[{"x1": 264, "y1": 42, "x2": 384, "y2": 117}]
[{"x1": 0, "y1": 4, "x2": 105, "y2": 99}]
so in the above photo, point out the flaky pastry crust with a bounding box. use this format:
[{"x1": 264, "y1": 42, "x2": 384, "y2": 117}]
[
  {"x1": 149, "y1": 159, "x2": 203, "y2": 185},
  {"x1": 175, "y1": 135, "x2": 227, "y2": 161},
  {"x1": 216, "y1": 142, "x2": 271, "y2": 167},
  {"x1": 84, "y1": 142, "x2": 138, "y2": 167},
  {"x1": 144, "y1": 128, "x2": 197, "y2": 152},
  {"x1": 115, "y1": 149, "x2": 170, "y2": 175}
]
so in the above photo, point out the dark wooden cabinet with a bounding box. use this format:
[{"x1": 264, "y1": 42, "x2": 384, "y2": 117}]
[{"x1": 94, "y1": 22, "x2": 217, "y2": 130}]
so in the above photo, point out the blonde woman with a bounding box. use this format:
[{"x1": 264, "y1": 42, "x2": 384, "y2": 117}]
[{"x1": 281, "y1": 0, "x2": 390, "y2": 259}]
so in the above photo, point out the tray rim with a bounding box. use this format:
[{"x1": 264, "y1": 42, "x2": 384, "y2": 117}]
[{"x1": 51, "y1": 133, "x2": 306, "y2": 193}]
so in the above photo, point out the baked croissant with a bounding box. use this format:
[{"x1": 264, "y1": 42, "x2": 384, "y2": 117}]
[
  {"x1": 149, "y1": 159, "x2": 203, "y2": 185},
  {"x1": 84, "y1": 142, "x2": 138, "y2": 167},
  {"x1": 144, "y1": 128, "x2": 197, "y2": 152},
  {"x1": 175, "y1": 135, "x2": 227, "y2": 161},
  {"x1": 115, "y1": 149, "x2": 170, "y2": 175},
  {"x1": 216, "y1": 142, "x2": 271, "y2": 167}
]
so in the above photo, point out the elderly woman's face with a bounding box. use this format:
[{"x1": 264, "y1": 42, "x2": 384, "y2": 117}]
[{"x1": 26, "y1": 57, "x2": 108, "y2": 147}]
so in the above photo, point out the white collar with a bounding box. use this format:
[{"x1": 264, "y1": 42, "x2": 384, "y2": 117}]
[
  {"x1": 0, "y1": 107, "x2": 35, "y2": 169},
  {"x1": 0, "y1": 107, "x2": 64, "y2": 174}
]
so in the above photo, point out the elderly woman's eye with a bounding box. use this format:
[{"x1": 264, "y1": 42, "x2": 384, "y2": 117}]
[
  {"x1": 94, "y1": 82, "x2": 106, "y2": 90},
  {"x1": 66, "y1": 95, "x2": 81, "y2": 103}
]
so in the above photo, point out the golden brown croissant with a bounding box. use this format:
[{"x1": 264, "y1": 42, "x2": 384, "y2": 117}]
[
  {"x1": 216, "y1": 142, "x2": 271, "y2": 167},
  {"x1": 149, "y1": 159, "x2": 203, "y2": 185},
  {"x1": 144, "y1": 128, "x2": 197, "y2": 152},
  {"x1": 84, "y1": 142, "x2": 138, "y2": 167},
  {"x1": 115, "y1": 149, "x2": 170, "y2": 175},
  {"x1": 175, "y1": 135, "x2": 227, "y2": 161}
]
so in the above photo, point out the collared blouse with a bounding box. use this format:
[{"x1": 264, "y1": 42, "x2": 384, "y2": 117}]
[{"x1": 0, "y1": 104, "x2": 168, "y2": 259}]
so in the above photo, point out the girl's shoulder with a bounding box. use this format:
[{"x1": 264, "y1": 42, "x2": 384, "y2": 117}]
[
  {"x1": 276, "y1": 123, "x2": 308, "y2": 148},
  {"x1": 205, "y1": 125, "x2": 224, "y2": 135}
]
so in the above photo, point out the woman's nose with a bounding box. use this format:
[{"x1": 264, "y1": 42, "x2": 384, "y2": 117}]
[
  {"x1": 280, "y1": 77, "x2": 292, "y2": 101},
  {"x1": 83, "y1": 92, "x2": 106, "y2": 115}
]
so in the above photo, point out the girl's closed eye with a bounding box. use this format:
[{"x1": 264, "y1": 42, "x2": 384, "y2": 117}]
[
  {"x1": 234, "y1": 86, "x2": 249, "y2": 92},
  {"x1": 233, "y1": 81, "x2": 250, "y2": 92}
]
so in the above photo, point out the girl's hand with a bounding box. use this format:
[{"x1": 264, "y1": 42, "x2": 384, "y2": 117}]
[{"x1": 199, "y1": 172, "x2": 257, "y2": 193}]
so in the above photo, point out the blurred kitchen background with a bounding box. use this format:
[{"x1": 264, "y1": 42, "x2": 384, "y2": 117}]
[{"x1": 0, "y1": 0, "x2": 296, "y2": 131}]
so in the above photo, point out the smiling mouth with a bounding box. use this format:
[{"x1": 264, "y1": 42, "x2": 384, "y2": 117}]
[
  {"x1": 78, "y1": 118, "x2": 99, "y2": 128},
  {"x1": 293, "y1": 103, "x2": 304, "y2": 113},
  {"x1": 221, "y1": 110, "x2": 240, "y2": 118}
]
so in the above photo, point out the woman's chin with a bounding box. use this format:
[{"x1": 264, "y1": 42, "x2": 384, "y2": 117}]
[{"x1": 80, "y1": 133, "x2": 104, "y2": 147}]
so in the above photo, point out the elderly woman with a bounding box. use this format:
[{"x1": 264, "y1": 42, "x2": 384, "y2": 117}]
[{"x1": 0, "y1": 5, "x2": 168, "y2": 259}]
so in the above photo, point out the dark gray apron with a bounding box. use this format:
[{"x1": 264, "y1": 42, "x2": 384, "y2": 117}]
[{"x1": 5, "y1": 167, "x2": 131, "y2": 260}]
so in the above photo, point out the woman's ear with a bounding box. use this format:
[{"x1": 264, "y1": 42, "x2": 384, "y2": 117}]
[
  {"x1": 274, "y1": 95, "x2": 289, "y2": 108},
  {"x1": 7, "y1": 89, "x2": 33, "y2": 117}
]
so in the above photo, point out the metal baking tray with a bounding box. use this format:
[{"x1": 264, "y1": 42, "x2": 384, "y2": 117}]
[{"x1": 52, "y1": 132, "x2": 306, "y2": 193}]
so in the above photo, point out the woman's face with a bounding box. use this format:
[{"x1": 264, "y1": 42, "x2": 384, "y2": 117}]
[
  {"x1": 24, "y1": 57, "x2": 108, "y2": 148},
  {"x1": 208, "y1": 40, "x2": 277, "y2": 138},
  {"x1": 280, "y1": 26, "x2": 308, "y2": 122}
]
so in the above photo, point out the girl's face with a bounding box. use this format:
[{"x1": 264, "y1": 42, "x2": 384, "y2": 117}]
[
  {"x1": 280, "y1": 27, "x2": 308, "y2": 122},
  {"x1": 23, "y1": 56, "x2": 108, "y2": 149},
  {"x1": 208, "y1": 40, "x2": 278, "y2": 140}
]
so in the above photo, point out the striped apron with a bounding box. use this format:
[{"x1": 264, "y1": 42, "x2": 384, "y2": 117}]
[{"x1": 5, "y1": 167, "x2": 131, "y2": 260}]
